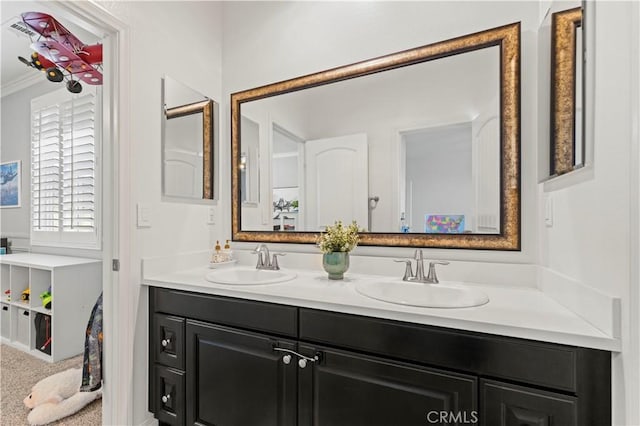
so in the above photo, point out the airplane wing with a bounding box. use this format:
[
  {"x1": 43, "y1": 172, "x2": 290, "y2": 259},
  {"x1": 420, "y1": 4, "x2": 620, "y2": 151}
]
[
  {"x1": 21, "y1": 12, "x2": 86, "y2": 53},
  {"x1": 31, "y1": 40, "x2": 102, "y2": 85}
]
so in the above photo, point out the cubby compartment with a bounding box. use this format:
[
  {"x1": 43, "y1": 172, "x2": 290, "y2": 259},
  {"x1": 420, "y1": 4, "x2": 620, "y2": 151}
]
[
  {"x1": 32, "y1": 312, "x2": 52, "y2": 356},
  {"x1": 30, "y1": 268, "x2": 52, "y2": 311},
  {"x1": 10, "y1": 265, "x2": 30, "y2": 308},
  {"x1": 1, "y1": 303, "x2": 10, "y2": 339},
  {"x1": 0, "y1": 253, "x2": 101, "y2": 362}
]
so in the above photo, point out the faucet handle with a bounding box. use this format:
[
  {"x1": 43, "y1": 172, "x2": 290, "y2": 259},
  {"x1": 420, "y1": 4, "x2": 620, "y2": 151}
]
[
  {"x1": 427, "y1": 261, "x2": 449, "y2": 284},
  {"x1": 271, "y1": 253, "x2": 286, "y2": 270},
  {"x1": 394, "y1": 259, "x2": 414, "y2": 281}
]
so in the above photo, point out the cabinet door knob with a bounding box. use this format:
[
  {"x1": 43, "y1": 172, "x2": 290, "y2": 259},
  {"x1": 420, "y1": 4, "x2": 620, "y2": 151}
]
[
  {"x1": 282, "y1": 354, "x2": 291, "y2": 364},
  {"x1": 161, "y1": 394, "x2": 171, "y2": 403},
  {"x1": 161, "y1": 338, "x2": 171, "y2": 347},
  {"x1": 298, "y1": 358, "x2": 307, "y2": 368}
]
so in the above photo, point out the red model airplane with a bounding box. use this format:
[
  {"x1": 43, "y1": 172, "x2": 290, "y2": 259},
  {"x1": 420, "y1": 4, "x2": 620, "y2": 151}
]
[{"x1": 17, "y1": 12, "x2": 102, "y2": 94}]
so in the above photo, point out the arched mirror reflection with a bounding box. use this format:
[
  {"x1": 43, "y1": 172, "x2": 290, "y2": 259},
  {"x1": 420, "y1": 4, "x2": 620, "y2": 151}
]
[{"x1": 162, "y1": 76, "x2": 218, "y2": 201}]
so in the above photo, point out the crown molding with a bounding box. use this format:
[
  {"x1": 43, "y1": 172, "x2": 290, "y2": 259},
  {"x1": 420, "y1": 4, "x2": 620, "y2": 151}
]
[{"x1": 1, "y1": 73, "x2": 45, "y2": 98}]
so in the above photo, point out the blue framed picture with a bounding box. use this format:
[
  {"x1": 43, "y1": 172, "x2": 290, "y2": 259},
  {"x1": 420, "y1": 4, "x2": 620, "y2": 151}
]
[{"x1": 1, "y1": 161, "x2": 21, "y2": 208}]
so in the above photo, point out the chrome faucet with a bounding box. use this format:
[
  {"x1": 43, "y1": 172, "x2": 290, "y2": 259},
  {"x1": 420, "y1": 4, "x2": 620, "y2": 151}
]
[
  {"x1": 253, "y1": 244, "x2": 285, "y2": 270},
  {"x1": 395, "y1": 250, "x2": 449, "y2": 284}
]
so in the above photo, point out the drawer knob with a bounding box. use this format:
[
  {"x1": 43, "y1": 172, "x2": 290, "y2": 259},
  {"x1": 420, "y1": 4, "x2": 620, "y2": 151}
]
[
  {"x1": 298, "y1": 358, "x2": 307, "y2": 368},
  {"x1": 161, "y1": 338, "x2": 171, "y2": 347},
  {"x1": 161, "y1": 394, "x2": 171, "y2": 403},
  {"x1": 282, "y1": 354, "x2": 291, "y2": 365}
]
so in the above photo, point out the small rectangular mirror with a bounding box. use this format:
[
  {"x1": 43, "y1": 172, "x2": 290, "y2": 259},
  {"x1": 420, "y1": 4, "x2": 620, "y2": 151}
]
[
  {"x1": 162, "y1": 76, "x2": 218, "y2": 201},
  {"x1": 550, "y1": 5, "x2": 584, "y2": 176}
]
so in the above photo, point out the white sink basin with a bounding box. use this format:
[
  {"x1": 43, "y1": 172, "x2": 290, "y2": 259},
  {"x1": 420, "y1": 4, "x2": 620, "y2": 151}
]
[
  {"x1": 356, "y1": 280, "x2": 489, "y2": 308},
  {"x1": 205, "y1": 267, "x2": 296, "y2": 285}
]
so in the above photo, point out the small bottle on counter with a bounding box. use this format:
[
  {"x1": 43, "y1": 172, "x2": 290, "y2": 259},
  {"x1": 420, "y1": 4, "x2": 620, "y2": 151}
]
[
  {"x1": 212, "y1": 240, "x2": 224, "y2": 263},
  {"x1": 223, "y1": 240, "x2": 233, "y2": 261}
]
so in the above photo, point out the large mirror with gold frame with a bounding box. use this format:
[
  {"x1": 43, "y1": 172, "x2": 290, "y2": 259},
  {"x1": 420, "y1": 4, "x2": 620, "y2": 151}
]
[
  {"x1": 231, "y1": 23, "x2": 521, "y2": 250},
  {"x1": 550, "y1": 6, "x2": 583, "y2": 176}
]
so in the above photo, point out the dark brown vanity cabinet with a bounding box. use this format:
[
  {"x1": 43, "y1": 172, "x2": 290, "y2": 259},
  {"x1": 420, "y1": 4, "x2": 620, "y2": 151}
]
[{"x1": 149, "y1": 287, "x2": 611, "y2": 426}]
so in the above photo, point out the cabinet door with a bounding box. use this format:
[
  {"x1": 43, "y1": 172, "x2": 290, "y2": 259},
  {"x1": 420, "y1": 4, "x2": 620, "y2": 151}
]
[
  {"x1": 185, "y1": 321, "x2": 297, "y2": 426},
  {"x1": 298, "y1": 344, "x2": 477, "y2": 426},
  {"x1": 481, "y1": 379, "x2": 577, "y2": 426}
]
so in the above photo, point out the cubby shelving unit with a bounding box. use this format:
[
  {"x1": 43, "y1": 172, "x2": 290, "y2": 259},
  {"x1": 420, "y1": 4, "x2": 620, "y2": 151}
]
[{"x1": 0, "y1": 253, "x2": 101, "y2": 362}]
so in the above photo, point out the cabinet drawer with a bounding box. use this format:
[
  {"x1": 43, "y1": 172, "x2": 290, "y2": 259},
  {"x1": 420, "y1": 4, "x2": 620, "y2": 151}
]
[
  {"x1": 153, "y1": 314, "x2": 185, "y2": 370},
  {"x1": 481, "y1": 379, "x2": 577, "y2": 426},
  {"x1": 151, "y1": 287, "x2": 298, "y2": 337},
  {"x1": 299, "y1": 309, "x2": 578, "y2": 392},
  {"x1": 154, "y1": 365, "x2": 185, "y2": 426}
]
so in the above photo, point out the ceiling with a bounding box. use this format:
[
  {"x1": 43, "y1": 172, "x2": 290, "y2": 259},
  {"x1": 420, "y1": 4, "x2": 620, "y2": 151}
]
[{"x1": 1, "y1": 1, "x2": 100, "y2": 93}]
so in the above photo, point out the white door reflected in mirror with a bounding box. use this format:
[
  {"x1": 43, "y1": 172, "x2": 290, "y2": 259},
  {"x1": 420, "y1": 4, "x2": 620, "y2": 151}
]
[{"x1": 161, "y1": 75, "x2": 218, "y2": 201}]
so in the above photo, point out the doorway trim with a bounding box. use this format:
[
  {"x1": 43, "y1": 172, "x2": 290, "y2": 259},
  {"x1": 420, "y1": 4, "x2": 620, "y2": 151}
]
[{"x1": 47, "y1": 1, "x2": 131, "y2": 424}]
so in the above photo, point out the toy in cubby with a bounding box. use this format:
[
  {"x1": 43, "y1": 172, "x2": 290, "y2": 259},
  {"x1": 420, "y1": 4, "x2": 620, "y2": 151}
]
[{"x1": 40, "y1": 286, "x2": 52, "y2": 309}]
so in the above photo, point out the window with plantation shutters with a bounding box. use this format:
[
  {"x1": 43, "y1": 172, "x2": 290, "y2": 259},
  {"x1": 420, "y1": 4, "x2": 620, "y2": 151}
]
[{"x1": 31, "y1": 87, "x2": 101, "y2": 249}]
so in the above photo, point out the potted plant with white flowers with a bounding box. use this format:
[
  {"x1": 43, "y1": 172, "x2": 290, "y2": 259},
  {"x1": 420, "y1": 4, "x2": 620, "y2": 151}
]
[{"x1": 316, "y1": 220, "x2": 361, "y2": 280}]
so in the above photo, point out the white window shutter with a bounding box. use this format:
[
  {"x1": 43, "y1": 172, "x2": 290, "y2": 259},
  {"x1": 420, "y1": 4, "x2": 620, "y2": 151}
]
[
  {"x1": 31, "y1": 105, "x2": 61, "y2": 231},
  {"x1": 31, "y1": 87, "x2": 100, "y2": 248},
  {"x1": 61, "y1": 93, "x2": 96, "y2": 232}
]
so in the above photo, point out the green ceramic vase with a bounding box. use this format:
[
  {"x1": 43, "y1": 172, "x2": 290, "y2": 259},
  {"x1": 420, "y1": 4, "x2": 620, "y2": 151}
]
[{"x1": 322, "y1": 252, "x2": 350, "y2": 280}]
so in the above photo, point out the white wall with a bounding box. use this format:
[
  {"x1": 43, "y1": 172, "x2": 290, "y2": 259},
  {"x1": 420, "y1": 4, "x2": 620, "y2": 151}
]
[
  {"x1": 538, "y1": 2, "x2": 639, "y2": 424},
  {"x1": 1, "y1": 80, "x2": 53, "y2": 249},
  {"x1": 96, "y1": 2, "x2": 224, "y2": 424}
]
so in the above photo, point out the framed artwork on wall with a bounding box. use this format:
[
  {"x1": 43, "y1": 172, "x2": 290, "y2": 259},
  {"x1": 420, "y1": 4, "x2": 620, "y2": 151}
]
[{"x1": 1, "y1": 161, "x2": 21, "y2": 208}]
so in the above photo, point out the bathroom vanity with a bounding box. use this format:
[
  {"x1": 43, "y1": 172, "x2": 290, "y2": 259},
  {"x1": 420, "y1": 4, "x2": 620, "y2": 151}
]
[{"x1": 145, "y1": 264, "x2": 613, "y2": 426}]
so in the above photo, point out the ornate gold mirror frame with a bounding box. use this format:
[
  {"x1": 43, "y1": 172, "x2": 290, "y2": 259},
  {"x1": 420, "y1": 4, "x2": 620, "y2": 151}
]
[
  {"x1": 231, "y1": 22, "x2": 520, "y2": 250},
  {"x1": 550, "y1": 7, "x2": 583, "y2": 176},
  {"x1": 165, "y1": 99, "x2": 215, "y2": 199}
]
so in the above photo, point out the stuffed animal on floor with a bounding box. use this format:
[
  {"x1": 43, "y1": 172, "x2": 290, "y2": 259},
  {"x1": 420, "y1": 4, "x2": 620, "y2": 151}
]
[{"x1": 23, "y1": 367, "x2": 101, "y2": 425}]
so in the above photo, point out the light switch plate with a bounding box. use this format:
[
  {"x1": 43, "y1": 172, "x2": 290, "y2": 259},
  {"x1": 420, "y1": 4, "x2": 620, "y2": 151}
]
[
  {"x1": 208, "y1": 207, "x2": 216, "y2": 225},
  {"x1": 137, "y1": 203, "x2": 152, "y2": 228}
]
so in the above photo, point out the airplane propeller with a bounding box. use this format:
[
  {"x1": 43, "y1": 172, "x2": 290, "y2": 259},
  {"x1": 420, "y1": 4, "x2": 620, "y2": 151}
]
[{"x1": 18, "y1": 55, "x2": 35, "y2": 68}]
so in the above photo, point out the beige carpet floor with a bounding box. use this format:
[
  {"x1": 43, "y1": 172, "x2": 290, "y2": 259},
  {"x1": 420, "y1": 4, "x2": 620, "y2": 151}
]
[{"x1": 0, "y1": 344, "x2": 101, "y2": 425}]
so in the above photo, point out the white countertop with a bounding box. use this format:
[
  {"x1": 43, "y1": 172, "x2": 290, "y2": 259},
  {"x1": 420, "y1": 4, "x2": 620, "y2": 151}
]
[
  {"x1": 0, "y1": 253, "x2": 101, "y2": 269},
  {"x1": 142, "y1": 265, "x2": 620, "y2": 352}
]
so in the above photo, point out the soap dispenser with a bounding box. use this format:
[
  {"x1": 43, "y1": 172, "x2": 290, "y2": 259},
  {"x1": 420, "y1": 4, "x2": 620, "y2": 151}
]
[
  {"x1": 223, "y1": 240, "x2": 233, "y2": 261},
  {"x1": 212, "y1": 240, "x2": 222, "y2": 263}
]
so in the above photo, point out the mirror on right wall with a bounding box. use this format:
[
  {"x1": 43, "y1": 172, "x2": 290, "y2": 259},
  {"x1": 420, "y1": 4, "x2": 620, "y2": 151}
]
[{"x1": 550, "y1": 5, "x2": 584, "y2": 176}]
